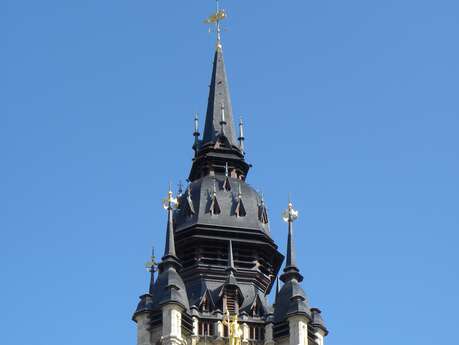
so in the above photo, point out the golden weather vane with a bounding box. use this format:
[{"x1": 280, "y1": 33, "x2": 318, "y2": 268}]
[
  {"x1": 145, "y1": 246, "x2": 158, "y2": 273},
  {"x1": 203, "y1": 0, "x2": 227, "y2": 49}
]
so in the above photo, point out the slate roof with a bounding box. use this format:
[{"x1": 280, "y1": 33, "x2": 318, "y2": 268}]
[
  {"x1": 202, "y1": 47, "x2": 238, "y2": 147},
  {"x1": 175, "y1": 175, "x2": 271, "y2": 236},
  {"x1": 273, "y1": 278, "x2": 311, "y2": 323}
]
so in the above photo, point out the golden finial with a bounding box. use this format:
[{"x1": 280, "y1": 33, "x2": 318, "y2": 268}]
[
  {"x1": 204, "y1": 0, "x2": 227, "y2": 50},
  {"x1": 282, "y1": 194, "x2": 299, "y2": 223},
  {"x1": 162, "y1": 182, "x2": 178, "y2": 210}
]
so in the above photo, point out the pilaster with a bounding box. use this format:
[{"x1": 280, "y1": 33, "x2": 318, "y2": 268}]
[
  {"x1": 288, "y1": 315, "x2": 309, "y2": 345},
  {"x1": 191, "y1": 316, "x2": 199, "y2": 345},
  {"x1": 314, "y1": 329, "x2": 326, "y2": 345},
  {"x1": 134, "y1": 312, "x2": 152, "y2": 345},
  {"x1": 161, "y1": 304, "x2": 185, "y2": 345},
  {"x1": 241, "y1": 322, "x2": 249, "y2": 345},
  {"x1": 264, "y1": 323, "x2": 274, "y2": 345}
]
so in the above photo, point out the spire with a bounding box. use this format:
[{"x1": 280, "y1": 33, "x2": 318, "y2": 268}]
[
  {"x1": 227, "y1": 240, "x2": 236, "y2": 273},
  {"x1": 225, "y1": 240, "x2": 238, "y2": 286},
  {"x1": 188, "y1": 2, "x2": 250, "y2": 181},
  {"x1": 280, "y1": 197, "x2": 303, "y2": 283},
  {"x1": 201, "y1": 42, "x2": 237, "y2": 146},
  {"x1": 159, "y1": 186, "x2": 181, "y2": 270},
  {"x1": 145, "y1": 246, "x2": 158, "y2": 295}
]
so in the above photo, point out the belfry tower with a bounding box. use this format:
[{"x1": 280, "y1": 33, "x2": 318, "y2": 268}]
[{"x1": 133, "y1": 3, "x2": 328, "y2": 345}]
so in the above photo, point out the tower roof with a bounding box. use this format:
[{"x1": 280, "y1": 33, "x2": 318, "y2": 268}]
[
  {"x1": 280, "y1": 200, "x2": 304, "y2": 283},
  {"x1": 152, "y1": 189, "x2": 189, "y2": 310},
  {"x1": 274, "y1": 200, "x2": 310, "y2": 323},
  {"x1": 202, "y1": 47, "x2": 237, "y2": 147},
  {"x1": 188, "y1": 44, "x2": 249, "y2": 182},
  {"x1": 159, "y1": 189, "x2": 181, "y2": 271}
]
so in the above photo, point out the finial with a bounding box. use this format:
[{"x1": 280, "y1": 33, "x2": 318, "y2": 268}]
[
  {"x1": 177, "y1": 181, "x2": 183, "y2": 196},
  {"x1": 194, "y1": 113, "x2": 199, "y2": 133},
  {"x1": 213, "y1": 177, "x2": 217, "y2": 196},
  {"x1": 145, "y1": 246, "x2": 158, "y2": 273},
  {"x1": 193, "y1": 113, "x2": 200, "y2": 156},
  {"x1": 210, "y1": 177, "x2": 221, "y2": 215},
  {"x1": 234, "y1": 183, "x2": 246, "y2": 217},
  {"x1": 204, "y1": 0, "x2": 227, "y2": 50},
  {"x1": 282, "y1": 194, "x2": 299, "y2": 223},
  {"x1": 220, "y1": 103, "x2": 227, "y2": 134},
  {"x1": 145, "y1": 246, "x2": 158, "y2": 294},
  {"x1": 223, "y1": 162, "x2": 232, "y2": 191},
  {"x1": 238, "y1": 117, "x2": 245, "y2": 154},
  {"x1": 280, "y1": 195, "x2": 303, "y2": 283},
  {"x1": 258, "y1": 191, "x2": 269, "y2": 225},
  {"x1": 161, "y1": 184, "x2": 181, "y2": 267},
  {"x1": 162, "y1": 183, "x2": 178, "y2": 210}
]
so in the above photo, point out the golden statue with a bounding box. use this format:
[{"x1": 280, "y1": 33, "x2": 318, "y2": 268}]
[{"x1": 223, "y1": 310, "x2": 242, "y2": 345}]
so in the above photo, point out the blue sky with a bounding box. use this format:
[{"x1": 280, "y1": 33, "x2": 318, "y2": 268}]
[{"x1": 2, "y1": 1, "x2": 458, "y2": 344}]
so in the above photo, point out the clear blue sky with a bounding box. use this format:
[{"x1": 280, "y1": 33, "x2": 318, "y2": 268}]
[{"x1": 2, "y1": 1, "x2": 458, "y2": 344}]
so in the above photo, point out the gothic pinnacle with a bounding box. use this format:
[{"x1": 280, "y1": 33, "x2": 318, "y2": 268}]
[
  {"x1": 159, "y1": 185, "x2": 181, "y2": 270},
  {"x1": 280, "y1": 196, "x2": 303, "y2": 282}
]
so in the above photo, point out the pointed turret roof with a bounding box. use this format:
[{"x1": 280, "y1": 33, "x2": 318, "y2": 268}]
[
  {"x1": 159, "y1": 190, "x2": 181, "y2": 270},
  {"x1": 188, "y1": 44, "x2": 250, "y2": 182},
  {"x1": 274, "y1": 199, "x2": 310, "y2": 323},
  {"x1": 225, "y1": 240, "x2": 238, "y2": 286},
  {"x1": 151, "y1": 189, "x2": 189, "y2": 310},
  {"x1": 202, "y1": 46, "x2": 237, "y2": 146},
  {"x1": 227, "y1": 240, "x2": 236, "y2": 271},
  {"x1": 280, "y1": 200, "x2": 303, "y2": 283}
]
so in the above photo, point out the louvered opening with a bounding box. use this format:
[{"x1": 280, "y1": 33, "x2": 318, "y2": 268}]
[
  {"x1": 249, "y1": 324, "x2": 265, "y2": 341},
  {"x1": 273, "y1": 322, "x2": 289, "y2": 339},
  {"x1": 198, "y1": 319, "x2": 214, "y2": 336},
  {"x1": 181, "y1": 312, "x2": 194, "y2": 336},
  {"x1": 224, "y1": 286, "x2": 238, "y2": 314}
]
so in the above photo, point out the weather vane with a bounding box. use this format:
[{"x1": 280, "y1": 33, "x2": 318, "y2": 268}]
[
  {"x1": 162, "y1": 182, "x2": 178, "y2": 210},
  {"x1": 145, "y1": 246, "x2": 158, "y2": 273},
  {"x1": 204, "y1": 0, "x2": 227, "y2": 49},
  {"x1": 282, "y1": 194, "x2": 299, "y2": 223}
]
